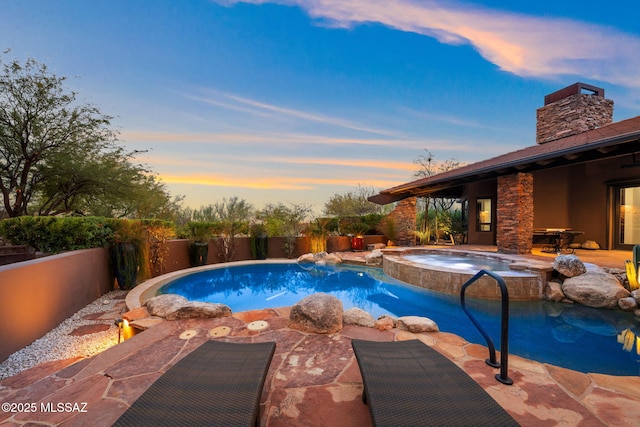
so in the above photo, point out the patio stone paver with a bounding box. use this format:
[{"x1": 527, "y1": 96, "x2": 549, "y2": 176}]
[
  {"x1": 70, "y1": 324, "x2": 112, "y2": 336},
  {"x1": 2, "y1": 308, "x2": 640, "y2": 426}
]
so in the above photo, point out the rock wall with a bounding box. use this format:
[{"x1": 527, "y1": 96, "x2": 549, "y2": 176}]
[
  {"x1": 496, "y1": 173, "x2": 534, "y2": 254},
  {"x1": 386, "y1": 197, "x2": 416, "y2": 246}
]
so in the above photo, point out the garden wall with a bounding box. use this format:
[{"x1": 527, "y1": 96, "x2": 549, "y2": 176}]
[
  {"x1": 161, "y1": 237, "x2": 313, "y2": 273},
  {"x1": 0, "y1": 248, "x2": 112, "y2": 362},
  {"x1": 161, "y1": 235, "x2": 387, "y2": 273}
]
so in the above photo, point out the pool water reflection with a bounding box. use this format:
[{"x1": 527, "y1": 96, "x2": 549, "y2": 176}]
[{"x1": 158, "y1": 262, "x2": 640, "y2": 376}]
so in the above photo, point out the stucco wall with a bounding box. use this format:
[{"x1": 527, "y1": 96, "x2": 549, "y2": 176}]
[
  {"x1": 0, "y1": 248, "x2": 112, "y2": 362},
  {"x1": 464, "y1": 154, "x2": 638, "y2": 250},
  {"x1": 465, "y1": 179, "x2": 497, "y2": 245},
  {"x1": 533, "y1": 168, "x2": 571, "y2": 228},
  {"x1": 534, "y1": 156, "x2": 640, "y2": 249}
]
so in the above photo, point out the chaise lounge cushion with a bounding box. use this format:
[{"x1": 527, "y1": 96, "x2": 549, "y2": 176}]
[
  {"x1": 112, "y1": 340, "x2": 276, "y2": 427},
  {"x1": 351, "y1": 339, "x2": 519, "y2": 427}
]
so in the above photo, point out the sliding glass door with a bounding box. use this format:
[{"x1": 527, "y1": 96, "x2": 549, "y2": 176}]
[{"x1": 618, "y1": 185, "x2": 640, "y2": 248}]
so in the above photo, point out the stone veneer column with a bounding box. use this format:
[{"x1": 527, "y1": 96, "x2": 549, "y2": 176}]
[
  {"x1": 496, "y1": 173, "x2": 533, "y2": 254},
  {"x1": 386, "y1": 197, "x2": 416, "y2": 246}
]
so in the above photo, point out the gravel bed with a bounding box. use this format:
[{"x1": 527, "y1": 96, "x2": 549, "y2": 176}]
[{"x1": 0, "y1": 290, "x2": 128, "y2": 381}]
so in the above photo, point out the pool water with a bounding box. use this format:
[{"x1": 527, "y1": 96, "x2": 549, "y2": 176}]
[
  {"x1": 159, "y1": 262, "x2": 640, "y2": 376},
  {"x1": 403, "y1": 253, "x2": 515, "y2": 272}
]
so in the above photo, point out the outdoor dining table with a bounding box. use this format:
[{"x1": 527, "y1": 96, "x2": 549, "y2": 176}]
[{"x1": 533, "y1": 229, "x2": 584, "y2": 253}]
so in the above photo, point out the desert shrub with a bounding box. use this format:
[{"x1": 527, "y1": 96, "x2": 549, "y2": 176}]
[{"x1": 0, "y1": 216, "x2": 116, "y2": 253}]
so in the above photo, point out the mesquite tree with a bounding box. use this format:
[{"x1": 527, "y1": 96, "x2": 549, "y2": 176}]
[
  {"x1": 413, "y1": 149, "x2": 462, "y2": 241},
  {"x1": 0, "y1": 56, "x2": 117, "y2": 216},
  {"x1": 323, "y1": 185, "x2": 383, "y2": 217},
  {"x1": 0, "y1": 55, "x2": 178, "y2": 218}
]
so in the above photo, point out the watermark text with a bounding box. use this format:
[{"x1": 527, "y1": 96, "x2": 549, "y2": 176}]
[{"x1": 2, "y1": 402, "x2": 88, "y2": 413}]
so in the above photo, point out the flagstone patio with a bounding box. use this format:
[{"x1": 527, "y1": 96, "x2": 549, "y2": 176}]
[{"x1": 1, "y1": 304, "x2": 640, "y2": 426}]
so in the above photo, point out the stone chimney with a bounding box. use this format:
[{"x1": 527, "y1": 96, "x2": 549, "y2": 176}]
[{"x1": 536, "y1": 82, "x2": 613, "y2": 144}]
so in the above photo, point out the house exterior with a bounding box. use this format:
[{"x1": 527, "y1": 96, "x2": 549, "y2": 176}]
[{"x1": 370, "y1": 83, "x2": 640, "y2": 254}]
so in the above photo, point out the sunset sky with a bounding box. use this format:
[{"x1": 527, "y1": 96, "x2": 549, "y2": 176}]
[{"x1": 2, "y1": 0, "x2": 639, "y2": 214}]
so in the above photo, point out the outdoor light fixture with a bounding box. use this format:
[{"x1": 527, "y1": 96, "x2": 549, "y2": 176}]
[{"x1": 114, "y1": 318, "x2": 129, "y2": 343}]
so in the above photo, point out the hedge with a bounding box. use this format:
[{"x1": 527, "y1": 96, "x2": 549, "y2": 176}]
[{"x1": 0, "y1": 217, "x2": 174, "y2": 254}]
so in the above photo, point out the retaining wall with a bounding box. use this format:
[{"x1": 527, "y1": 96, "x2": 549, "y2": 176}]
[{"x1": 0, "y1": 248, "x2": 112, "y2": 362}]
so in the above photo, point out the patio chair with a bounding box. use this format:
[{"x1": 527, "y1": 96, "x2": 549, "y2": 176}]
[
  {"x1": 351, "y1": 339, "x2": 519, "y2": 427},
  {"x1": 112, "y1": 340, "x2": 276, "y2": 427}
]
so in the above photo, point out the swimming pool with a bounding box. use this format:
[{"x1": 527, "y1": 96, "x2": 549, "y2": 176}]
[{"x1": 157, "y1": 262, "x2": 640, "y2": 376}]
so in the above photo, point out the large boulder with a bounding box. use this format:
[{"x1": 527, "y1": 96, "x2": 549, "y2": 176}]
[
  {"x1": 545, "y1": 280, "x2": 565, "y2": 302},
  {"x1": 343, "y1": 307, "x2": 375, "y2": 328},
  {"x1": 618, "y1": 297, "x2": 638, "y2": 311},
  {"x1": 297, "y1": 253, "x2": 315, "y2": 263},
  {"x1": 144, "y1": 294, "x2": 231, "y2": 320},
  {"x1": 397, "y1": 316, "x2": 439, "y2": 333},
  {"x1": 288, "y1": 293, "x2": 343, "y2": 334},
  {"x1": 324, "y1": 253, "x2": 342, "y2": 265},
  {"x1": 144, "y1": 294, "x2": 188, "y2": 318},
  {"x1": 306, "y1": 251, "x2": 342, "y2": 265},
  {"x1": 365, "y1": 249, "x2": 384, "y2": 266},
  {"x1": 319, "y1": 253, "x2": 342, "y2": 265},
  {"x1": 375, "y1": 315, "x2": 396, "y2": 331},
  {"x1": 312, "y1": 251, "x2": 329, "y2": 262},
  {"x1": 167, "y1": 301, "x2": 232, "y2": 320},
  {"x1": 562, "y1": 268, "x2": 630, "y2": 309},
  {"x1": 553, "y1": 254, "x2": 587, "y2": 277}
]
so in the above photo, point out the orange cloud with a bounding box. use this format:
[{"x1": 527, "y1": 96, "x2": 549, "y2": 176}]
[
  {"x1": 134, "y1": 152, "x2": 416, "y2": 174},
  {"x1": 269, "y1": 157, "x2": 416, "y2": 172},
  {"x1": 219, "y1": 0, "x2": 640, "y2": 88},
  {"x1": 160, "y1": 172, "x2": 405, "y2": 190}
]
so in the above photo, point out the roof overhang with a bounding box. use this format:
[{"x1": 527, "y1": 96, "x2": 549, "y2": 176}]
[{"x1": 369, "y1": 123, "x2": 640, "y2": 204}]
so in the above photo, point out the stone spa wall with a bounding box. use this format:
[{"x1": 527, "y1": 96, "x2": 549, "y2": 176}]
[{"x1": 383, "y1": 249, "x2": 548, "y2": 301}]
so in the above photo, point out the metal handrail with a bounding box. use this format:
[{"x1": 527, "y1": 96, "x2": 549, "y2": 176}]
[{"x1": 460, "y1": 269, "x2": 513, "y2": 385}]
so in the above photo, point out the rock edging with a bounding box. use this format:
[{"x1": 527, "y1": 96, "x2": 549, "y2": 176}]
[
  {"x1": 546, "y1": 254, "x2": 636, "y2": 315},
  {"x1": 144, "y1": 294, "x2": 232, "y2": 321}
]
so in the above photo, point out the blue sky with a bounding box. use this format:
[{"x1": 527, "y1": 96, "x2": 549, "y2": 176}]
[{"x1": 2, "y1": 0, "x2": 639, "y2": 214}]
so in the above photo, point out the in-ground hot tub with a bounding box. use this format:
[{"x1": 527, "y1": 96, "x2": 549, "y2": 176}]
[{"x1": 383, "y1": 248, "x2": 551, "y2": 301}]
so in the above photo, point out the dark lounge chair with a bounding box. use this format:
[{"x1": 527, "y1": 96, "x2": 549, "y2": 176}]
[
  {"x1": 351, "y1": 339, "x2": 519, "y2": 427},
  {"x1": 113, "y1": 340, "x2": 276, "y2": 427}
]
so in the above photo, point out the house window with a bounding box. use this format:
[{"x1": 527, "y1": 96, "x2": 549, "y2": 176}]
[
  {"x1": 476, "y1": 198, "x2": 492, "y2": 232},
  {"x1": 620, "y1": 186, "x2": 640, "y2": 245}
]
